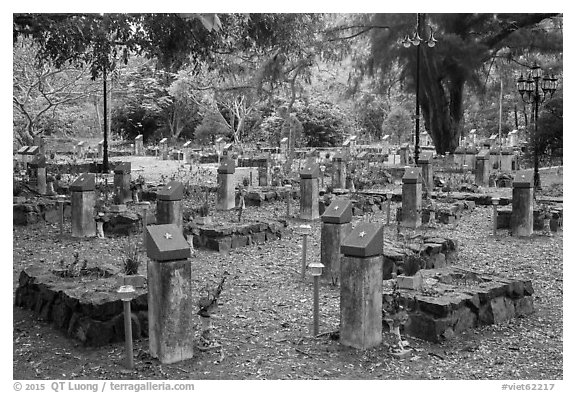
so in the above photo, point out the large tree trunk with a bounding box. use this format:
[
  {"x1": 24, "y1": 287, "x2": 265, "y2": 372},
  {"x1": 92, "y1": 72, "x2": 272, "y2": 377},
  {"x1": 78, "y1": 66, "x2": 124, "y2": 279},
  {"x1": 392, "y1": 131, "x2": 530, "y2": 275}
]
[{"x1": 419, "y1": 46, "x2": 464, "y2": 155}]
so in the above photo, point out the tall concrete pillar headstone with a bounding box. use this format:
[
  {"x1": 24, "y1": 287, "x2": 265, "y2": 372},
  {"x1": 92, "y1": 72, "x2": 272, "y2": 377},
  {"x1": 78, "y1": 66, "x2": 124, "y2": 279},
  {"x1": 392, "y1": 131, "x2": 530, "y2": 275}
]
[
  {"x1": 17, "y1": 146, "x2": 29, "y2": 171},
  {"x1": 70, "y1": 173, "x2": 96, "y2": 238},
  {"x1": 133, "y1": 134, "x2": 143, "y2": 156},
  {"x1": 76, "y1": 141, "x2": 85, "y2": 159},
  {"x1": 401, "y1": 167, "x2": 422, "y2": 228},
  {"x1": 182, "y1": 141, "x2": 192, "y2": 164},
  {"x1": 29, "y1": 155, "x2": 47, "y2": 195},
  {"x1": 159, "y1": 138, "x2": 168, "y2": 160},
  {"x1": 146, "y1": 224, "x2": 194, "y2": 364},
  {"x1": 299, "y1": 163, "x2": 320, "y2": 220},
  {"x1": 417, "y1": 150, "x2": 433, "y2": 192},
  {"x1": 114, "y1": 162, "x2": 132, "y2": 204},
  {"x1": 332, "y1": 152, "x2": 346, "y2": 189},
  {"x1": 33, "y1": 135, "x2": 45, "y2": 156},
  {"x1": 511, "y1": 172, "x2": 534, "y2": 237},
  {"x1": 258, "y1": 156, "x2": 271, "y2": 187},
  {"x1": 216, "y1": 158, "x2": 236, "y2": 210},
  {"x1": 475, "y1": 150, "x2": 490, "y2": 186},
  {"x1": 97, "y1": 140, "x2": 104, "y2": 159},
  {"x1": 280, "y1": 137, "x2": 289, "y2": 155},
  {"x1": 320, "y1": 199, "x2": 353, "y2": 284},
  {"x1": 399, "y1": 143, "x2": 410, "y2": 165},
  {"x1": 340, "y1": 222, "x2": 383, "y2": 349},
  {"x1": 156, "y1": 181, "x2": 184, "y2": 229}
]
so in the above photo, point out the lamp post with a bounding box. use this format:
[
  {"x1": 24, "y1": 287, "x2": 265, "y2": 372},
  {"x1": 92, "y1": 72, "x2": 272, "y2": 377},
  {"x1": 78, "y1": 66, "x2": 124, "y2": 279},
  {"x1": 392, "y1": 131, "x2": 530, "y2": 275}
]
[
  {"x1": 516, "y1": 64, "x2": 559, "y2": 190},
  {"x1": 401, "y1": 13, "x2": 437, "y2": 165},
  {"x1": 117, "y1": 285, "x2": 136, "y2": 369}
]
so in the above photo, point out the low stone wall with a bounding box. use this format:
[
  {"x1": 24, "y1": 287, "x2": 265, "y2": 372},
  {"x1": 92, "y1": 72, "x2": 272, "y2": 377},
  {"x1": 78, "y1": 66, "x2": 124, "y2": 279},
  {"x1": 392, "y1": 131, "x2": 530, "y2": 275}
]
[
  {"x1": 382, "y1": 236, "x2": 459, "y2": 279},
  {"x1": 396, "y1": 200, "x2": 476, "y2": 226},
  {"x1": 13, "y1": 198, "x2": 71, "y2": 226},
  {"x1": 242, "y1": 187, "x2": 298, "y2": 207},
  {"x1": 184, "y1": 219, "x2": 288, "y2": 252},
  {"x1": 14, "y1": 267, "x2": 148, "y2": 347},
  {"x1": 497, "y1": 206, "x2": 563, "y2": 232},
  {"x1": 383, "y1": 267, "x2": 535, "y2": 342}
]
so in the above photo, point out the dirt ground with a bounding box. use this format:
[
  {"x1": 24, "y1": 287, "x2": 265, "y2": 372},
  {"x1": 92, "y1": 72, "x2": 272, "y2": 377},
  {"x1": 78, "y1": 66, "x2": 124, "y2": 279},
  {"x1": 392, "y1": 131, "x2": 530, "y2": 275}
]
[{"x1": 12, "y1": 160, "x2": 563, "y2": 381}]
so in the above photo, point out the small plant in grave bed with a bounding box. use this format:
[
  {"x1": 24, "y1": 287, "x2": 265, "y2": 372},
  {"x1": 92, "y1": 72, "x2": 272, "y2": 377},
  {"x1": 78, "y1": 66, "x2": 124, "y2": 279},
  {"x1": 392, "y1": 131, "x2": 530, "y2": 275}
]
[{"x1": 122, "y1": 239, "x2": 141, "y2": 275}]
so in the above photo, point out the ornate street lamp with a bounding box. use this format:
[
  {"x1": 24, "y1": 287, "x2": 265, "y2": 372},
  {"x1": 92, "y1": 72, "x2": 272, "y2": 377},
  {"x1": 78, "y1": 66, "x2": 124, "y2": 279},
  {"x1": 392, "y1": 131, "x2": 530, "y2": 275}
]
[
  {"x1": 400, "y1": 13, "x2": 437, "y2": 164},
  {"x1": 516, "y1": 63, "x2": 559, "y2": 189}
]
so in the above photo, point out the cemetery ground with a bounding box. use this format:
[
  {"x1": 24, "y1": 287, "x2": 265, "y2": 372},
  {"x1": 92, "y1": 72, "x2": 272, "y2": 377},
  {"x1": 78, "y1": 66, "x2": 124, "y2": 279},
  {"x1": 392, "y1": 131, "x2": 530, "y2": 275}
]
[{"x1": 12, "y1": 159, "x2": 563, "y2": 380}]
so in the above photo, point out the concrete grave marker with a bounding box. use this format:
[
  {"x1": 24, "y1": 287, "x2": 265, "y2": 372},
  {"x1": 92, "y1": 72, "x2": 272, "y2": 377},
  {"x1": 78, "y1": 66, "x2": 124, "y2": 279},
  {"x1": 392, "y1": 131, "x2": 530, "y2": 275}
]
[
  {"x1": 134, "y1": 135, "x2": 144, "y2": 156},
  {"x1": 216, "y1": 158, "x2": 236, "y2": 210},
  {"x1": 417, "y1": 150, "x2": 434, "y2": 192},
  {"x1": 340, "y1": 222, "x2": 383, "y2": 349},
  {"x1": 145, "y1": 224, "x2": 194, "y2": 364},
  {"x1": 332, "y1": 152, "x2": 347, "y2": 189},
  {"x1": 300, "y1": 162, "x2": 320, "y2": 220},
  {"x1": 70, "y1": 173, "x2": 96, "y2": 237},
  {"x1": 321, "y1": 199, "x2": 353, "y2": 284},
  {"x1": 156, "y1": 181, "x2": 184, "y2": 229},
  {"x1": 511, "y1": 172, "x2": 534, "y2": 237},
  {"x1": 401, "y1": 167, "x2": 422, "y2": 228},
  {"x1": 159, "y1": 138, "x2": 168, "y2": 160},
  {"x1": 113, "y1": 162, "x2": 132, "y2": 204},
  {"x1": 475, "y1": 149, "x2": 490, "y2": 186},
  {"x1": 28, "y1": 155, "x2": 47, "y2": 194}
]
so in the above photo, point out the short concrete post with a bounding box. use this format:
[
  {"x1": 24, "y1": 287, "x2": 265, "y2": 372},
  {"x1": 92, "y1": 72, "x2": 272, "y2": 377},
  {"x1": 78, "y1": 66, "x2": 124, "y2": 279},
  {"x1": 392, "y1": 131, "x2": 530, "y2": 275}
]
[
  {"x1": 285, "y1": 184, "x2": 292, "y2": 218},
  {"x1": 340, "y1": 223, "x2": 383, "y2": 349},
  {"x1": 258, "y1": 158, "x2": 270, "y2": 186},
  {"x1": 146, "y1": 224, "x2": 194, "y2": 364},
  {"x1": 320, "y1": 199, "x2": 353, "y2": 285},
  {"x1": 156, "y1": 181, "x2": 184, "y2": 229},
  {"x1": 134, "y1": 135, "x2": 144, "y2": 156},
  {"x1": 139, "y1": 202, "x2": 151, "y2": 249},
  {"x1": 300, "y1": 163, "x2": 320, "y2": 220},
  {"x1": 475, "y1": 150, "x2": 490, "y2": 186},
  {"x1": 114, "y1": 162, "x2": 132, "y2": 204},
  {"x1": 117, "y1": 285, "x2": 136, "y2": 369},
  {"x1": 159, "y1": 138, "x2": 168, "y2": 160},
  {"x1": 298, "y1": 225, "x2": 312, "y2": 280},
  {"x1": 29, "y1": 155, "x2": 47, "y2": 195},
  {"x1": 492, "y1": 197, "x2": 500, "y2": 236},
  {"x1": 97, "y1": 140, "x2": 104, "y2": 159},
  {"x1": 57, "y1": 198, "x2": 65, "y2": 235},
  {"x1": 417, "y1": 151, "x2": 433, "y2": 193},
  {"x1": 70, "y1": 173, "x2": 96, "y2": 238},
  {"x1": 332, "y1": 153, "x2": 346, "y2": 189},
  {"x1": 216, "y1": 158, "x2": 236, "y2": 210},
  {"x1": 400, "y1": 144, "x2": 410, "y2": 165},
  {"x1": 511, "y1": 172, "x2": 534, "y2": 237},
  {"x1": 401, "y1": 168, "x2": 422, "y2": 228},
  {"x1": 386, "y1": 192, "x2": 392, "y2": 226}
]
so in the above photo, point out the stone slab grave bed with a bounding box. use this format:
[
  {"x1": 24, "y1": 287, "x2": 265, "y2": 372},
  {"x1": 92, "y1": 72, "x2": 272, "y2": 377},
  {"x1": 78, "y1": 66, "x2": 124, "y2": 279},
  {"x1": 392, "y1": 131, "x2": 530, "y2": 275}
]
[
  {"x1": 184, "y1": 219, "x2": 288, "y2": 252},
  {"x1": 15, "y1": 266, "x2": 148, "y2": 347},
  {"x1": 383, "y1": 266, "x2": 535, "y2": 343}
]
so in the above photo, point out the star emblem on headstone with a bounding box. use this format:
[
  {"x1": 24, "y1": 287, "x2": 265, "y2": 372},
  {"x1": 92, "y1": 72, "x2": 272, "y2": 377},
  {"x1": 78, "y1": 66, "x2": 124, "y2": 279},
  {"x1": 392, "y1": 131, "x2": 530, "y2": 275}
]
[
  {"x1": 164, "y1": 232, "x2": 173, "y2": 240},
  {"x1": 359, "y1": 231, "x2": 366, "y2": 238}
]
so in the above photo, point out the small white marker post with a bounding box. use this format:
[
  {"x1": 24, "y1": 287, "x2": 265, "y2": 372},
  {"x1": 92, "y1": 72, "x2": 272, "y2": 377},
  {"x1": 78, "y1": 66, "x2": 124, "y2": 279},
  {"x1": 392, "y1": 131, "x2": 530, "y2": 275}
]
[
  {"x1": 309, "y1": 261, "x2": 324, "y2": 336},
  {"x1": 117, "y1": 285, "x2": 136, "y2": 369},
  {"x1": 492, "y1": 197, "x2": 500, "y2": 236}
]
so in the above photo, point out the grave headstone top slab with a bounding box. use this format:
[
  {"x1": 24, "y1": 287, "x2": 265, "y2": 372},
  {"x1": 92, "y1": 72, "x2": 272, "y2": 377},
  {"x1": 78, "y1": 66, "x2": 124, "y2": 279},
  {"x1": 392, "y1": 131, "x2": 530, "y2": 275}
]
[
  {"x1": 183, "y1": 141, "x2": 192, "y2": 148},
  {"x1": 402, "y1": 167, "x2": 422, "y2": 184},
  {"x1": 135, "y1": 135, "x2": 143, "y2": 141},
  {"x1": 17, "y1": 146, "x2": 29, "y2": 155},
  {"x1": 321, "y1": 199, "x2": 353, "y2": 224},
  {"x1": 114, "y1": 162, "x2": 131, "y2": 174},
  {"x1": 29, "y1": 155, "x2": 46, "y2": 168},
  {"x1": 300, "y1": 162, "x2": 319, "y2": 179},
  {"x1": 513, "y1": 172, "x2": 534, "y2": 188},
  {"x1": 280, "y1": 137, "x2": 288, "y2": 143},
  {"x1": 340, "y1": 222, "x2": 383, "y2": 257},
  {"x1": 215, "y1": 137, "x2": 224, "y2": 143},
  {"x1": 218, "y1": 158, "x2": 236, "y2": 174},
  {"x1": 333, "y1": 151, "x2": 344, "y2": 161},
  {"x1": 157, "y1": 181, "x2": 184, "y2": 201},
  {"x1": 476, "y1": 149, "x2": 490, "y2": 159},
  {"x1": 417, "y1": 150, "x2": 433, "y2": 164},
  {"x1": 25, "y1": 146, "x2": 39, "y2": 155},
  {"x1": 70, "y1": 173, "x2": 95, "y2": 192},
  {"x1": 159, "y1": 138, "x2": 168, "y2": 144},
  {"x1": 146, "y1": 224, "x2": 191, "y2": 262},
  {"x1": 98, "y1": 140, "x2": 104, "y2": 145},
  {"x1": 77, "y1": 141, "x2": 85, "y2": 147}
]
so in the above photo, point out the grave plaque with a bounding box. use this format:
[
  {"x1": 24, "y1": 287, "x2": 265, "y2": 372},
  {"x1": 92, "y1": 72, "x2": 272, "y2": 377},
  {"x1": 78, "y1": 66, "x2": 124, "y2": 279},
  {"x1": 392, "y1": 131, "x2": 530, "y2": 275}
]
[
  {"x1": 157, "y1": 181, "x2": 184, "y2": 201},
  {"x1": 340, "y1": 222, "x2": 383, "y2": 257},
  {"x1": 321, "y1": 199, "x2": 353, "y2": 224},
  {"x1": 146, "y1": 224, "x2": 191, "y2": 262},
  {"x1": 70, "y1": 173, "x2": 95, "y2": 192}
]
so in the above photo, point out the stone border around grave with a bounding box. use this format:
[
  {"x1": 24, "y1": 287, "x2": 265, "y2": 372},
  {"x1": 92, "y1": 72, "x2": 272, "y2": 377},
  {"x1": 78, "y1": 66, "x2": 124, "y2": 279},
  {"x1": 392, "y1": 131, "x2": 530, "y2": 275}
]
[
  {"x1": 184, "y1": 219, "x2": 288, "y2": 252},
  {"x1": 383, "y1": 267, "x2": 535, "y2": 342},
  {"x1": 14, "y1": 267, "x2": 148, "y2": 347}
]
